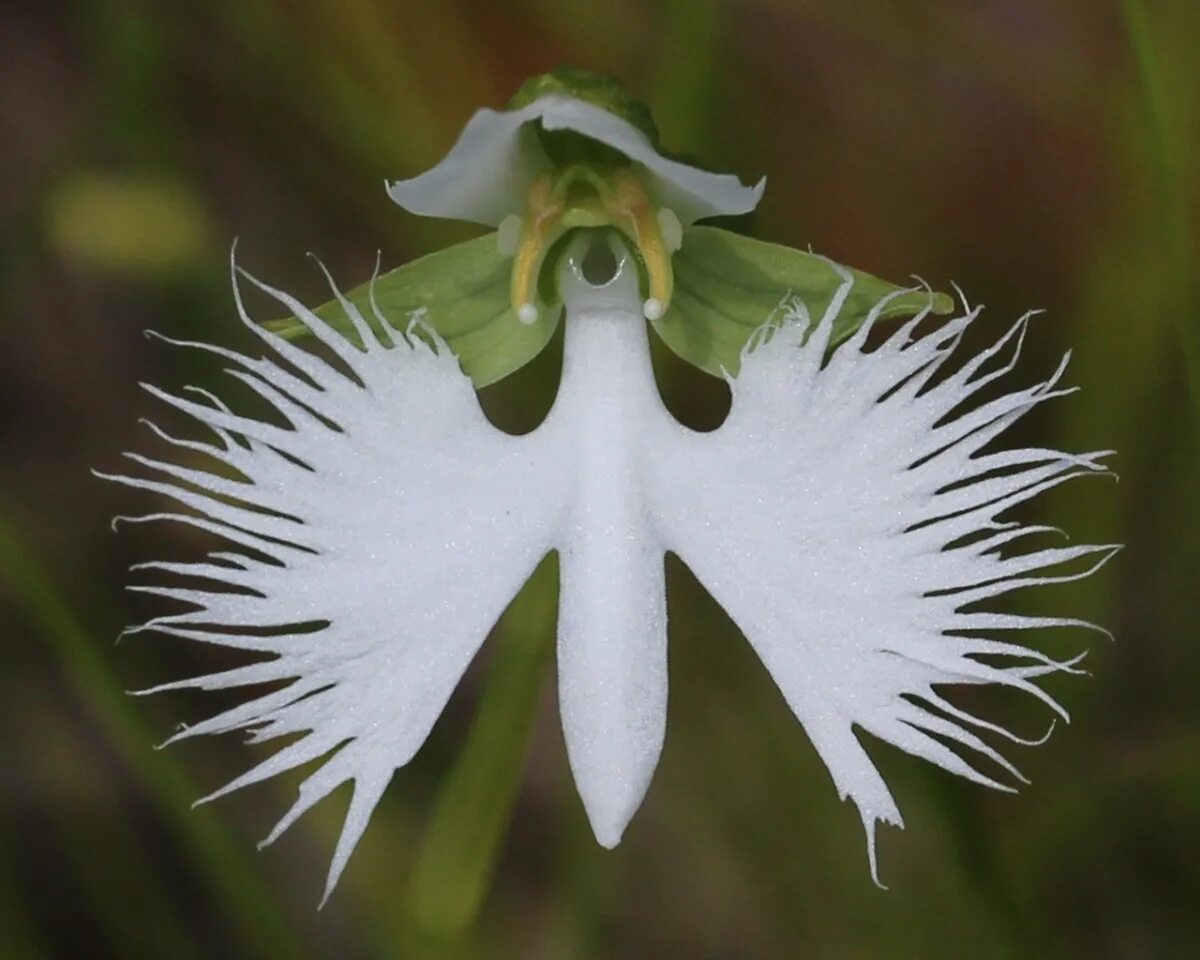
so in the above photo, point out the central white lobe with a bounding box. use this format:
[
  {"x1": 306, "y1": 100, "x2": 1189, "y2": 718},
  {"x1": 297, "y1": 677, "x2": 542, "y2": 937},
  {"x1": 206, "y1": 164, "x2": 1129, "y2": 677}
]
[{"x1": 545, "y1": 245, "x2": 672, "y2": 846}]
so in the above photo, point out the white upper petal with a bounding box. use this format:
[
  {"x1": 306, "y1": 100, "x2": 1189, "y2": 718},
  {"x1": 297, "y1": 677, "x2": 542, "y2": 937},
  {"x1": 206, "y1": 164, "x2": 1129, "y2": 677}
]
[{"x1": 386, "y1": 95, "x2": 765, "y2": 227}]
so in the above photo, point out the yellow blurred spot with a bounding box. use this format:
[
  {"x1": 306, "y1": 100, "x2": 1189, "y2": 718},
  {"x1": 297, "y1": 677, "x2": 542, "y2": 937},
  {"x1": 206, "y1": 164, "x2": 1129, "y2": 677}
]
[{"x1": 45, "y1": 173, "x2": 211, "y2": 275}]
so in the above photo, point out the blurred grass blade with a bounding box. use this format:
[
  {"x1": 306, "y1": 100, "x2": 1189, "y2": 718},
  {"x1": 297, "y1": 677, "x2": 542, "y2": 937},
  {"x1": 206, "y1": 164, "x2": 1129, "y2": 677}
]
[
  {"x1": 406, "y1": 556, "x2": 557, "y2": 939},
  {"x1": 30, "y1": 716, "x2": 205, "y2": 960},
  {"x1": 1120, "y1": 0, "x2": 1200, "y2": 417},
  {"x1": 0, "y1": 827, "x2": 49, "y2": 959},
  {"x1": 0, "y1": 512, "x2": 311, "y2": 960}
]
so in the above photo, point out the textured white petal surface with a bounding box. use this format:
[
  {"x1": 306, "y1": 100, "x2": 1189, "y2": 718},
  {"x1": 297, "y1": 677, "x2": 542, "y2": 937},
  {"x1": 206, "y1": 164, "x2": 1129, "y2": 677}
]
[
  {"x1": 111, "y1": 242, "x2": 1110, "y2": 896},
  {"x1": 386, "y1": 96, "x2": 764, "y2": 227},
  {"x1": 106, "y1": 260, "x2": 565, "y2": 903},
  {"x1": 110, "y1": 247, "x2": 678, "y2": 896},
  {"x1": 543, "y1": 252, "x2": 673, "y2": 848},
  {"x1": 648, "y1": 274, "x2": 1116, "y2": 882}
]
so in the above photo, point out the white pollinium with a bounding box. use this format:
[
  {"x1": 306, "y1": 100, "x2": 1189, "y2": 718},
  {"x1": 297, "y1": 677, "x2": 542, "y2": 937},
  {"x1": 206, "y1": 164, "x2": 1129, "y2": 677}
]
[{"x1": 107, "y1": 237, "x2": 1114, "y2": 898}]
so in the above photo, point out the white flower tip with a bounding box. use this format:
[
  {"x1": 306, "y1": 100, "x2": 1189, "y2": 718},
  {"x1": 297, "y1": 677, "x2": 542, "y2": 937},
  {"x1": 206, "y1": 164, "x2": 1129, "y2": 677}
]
[
  {"x1": 497, "y1": 213, "x2": 522, "y2": 256},
  {"x1": 585, "y1": 798, "x2": 634, "y2": 849},
  {"x1": 643, "y1": 298, "x2": 664, "y2": 321},
  {"x1": 594, "y1": 822, "x2": 626, "y2": 850},
  {"x1": 517, "y1": 302, "x2": 538, "y2": 324}
]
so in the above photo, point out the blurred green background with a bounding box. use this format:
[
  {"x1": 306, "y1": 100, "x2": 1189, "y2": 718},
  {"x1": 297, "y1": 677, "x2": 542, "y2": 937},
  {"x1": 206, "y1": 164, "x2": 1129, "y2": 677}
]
[{"x1": 2, "y1": 1, "x2": 1197, "y2": 957}]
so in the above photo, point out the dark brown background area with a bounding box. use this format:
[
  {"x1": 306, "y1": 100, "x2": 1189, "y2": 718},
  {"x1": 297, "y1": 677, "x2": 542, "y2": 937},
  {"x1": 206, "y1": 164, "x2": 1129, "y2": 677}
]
[{"x1": 1, "y1": 1, "x2": 1197, "y2": 958}]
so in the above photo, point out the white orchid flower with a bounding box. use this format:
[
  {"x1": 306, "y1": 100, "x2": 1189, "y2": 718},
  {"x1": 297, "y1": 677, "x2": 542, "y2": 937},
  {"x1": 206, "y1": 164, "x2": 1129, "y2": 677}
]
[{"x1": 104, "y1": 69, "x2": 1115, "y2": 903}]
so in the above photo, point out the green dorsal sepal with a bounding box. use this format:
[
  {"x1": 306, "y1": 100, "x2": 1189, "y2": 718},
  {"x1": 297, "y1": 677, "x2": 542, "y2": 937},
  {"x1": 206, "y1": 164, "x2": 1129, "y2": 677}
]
[{"x1": 508, "y1": 67, "x2": 661, "y2": 167}]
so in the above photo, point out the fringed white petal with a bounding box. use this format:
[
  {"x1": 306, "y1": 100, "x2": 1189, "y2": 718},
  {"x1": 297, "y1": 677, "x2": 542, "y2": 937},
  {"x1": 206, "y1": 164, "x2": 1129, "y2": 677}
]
[
  {"x1": 387, "y1": 96, "x2": 764, "y2": 227},
  {"x1": 647, "y1": 268, "x2": 1115, "y2": 884},
  {"x1": 105, "y1": 255, "x2": 564, "y2": 903}
]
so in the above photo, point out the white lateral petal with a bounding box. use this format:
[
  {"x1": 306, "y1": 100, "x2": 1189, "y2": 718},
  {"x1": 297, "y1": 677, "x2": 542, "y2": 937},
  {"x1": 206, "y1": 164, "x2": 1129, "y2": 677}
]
[
  {"x1": 648, "y1": 274, "x2": 1111, "y2": 883},
  {"x1": 387, "y1": 96, "x2": 764, "y2": 227},
  {"x1": 114, "y1": 244, "x2": 676, "y2": 894},
  {"x1": 109, "y1": 260, "x2": 566, "y2": 899}
]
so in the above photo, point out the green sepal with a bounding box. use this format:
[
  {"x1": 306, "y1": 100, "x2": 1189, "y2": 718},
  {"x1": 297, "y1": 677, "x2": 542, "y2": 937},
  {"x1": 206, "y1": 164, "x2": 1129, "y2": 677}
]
[
  {"x1": 265, "y1": 233, "x2": 557, "y2": 388},
  {"x1": 654, "y1": 226, "x2": 957, "y2": 379}
]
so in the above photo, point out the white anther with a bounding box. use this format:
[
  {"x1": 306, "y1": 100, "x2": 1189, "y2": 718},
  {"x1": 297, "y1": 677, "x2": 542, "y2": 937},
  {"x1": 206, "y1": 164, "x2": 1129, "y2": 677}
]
[
  {"x1": 643, "y1": 298, "x2": 664, "y2": 321},
  {"x1": 517, "y1": 302, "x2": 539, "y2": 325}
]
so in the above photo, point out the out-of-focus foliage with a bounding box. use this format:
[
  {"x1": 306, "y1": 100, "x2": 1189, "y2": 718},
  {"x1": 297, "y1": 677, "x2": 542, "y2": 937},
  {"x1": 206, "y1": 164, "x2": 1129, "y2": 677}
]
[{"x1": 0, "y1": 1, "x2": 1196, "y2": 958}]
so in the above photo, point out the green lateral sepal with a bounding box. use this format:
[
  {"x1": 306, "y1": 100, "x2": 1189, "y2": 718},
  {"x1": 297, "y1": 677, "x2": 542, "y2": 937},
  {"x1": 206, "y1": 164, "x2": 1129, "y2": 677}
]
[
  {"x1": 653, "y1": 226, "x2": 956, "y2": 379},
  {"x1": 266, "y1": 233, "x2": 558, "y2": 388}
]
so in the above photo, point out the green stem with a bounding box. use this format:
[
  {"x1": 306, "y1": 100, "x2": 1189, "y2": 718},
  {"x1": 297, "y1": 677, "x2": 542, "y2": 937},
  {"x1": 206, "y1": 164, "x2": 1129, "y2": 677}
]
[
  {"x1": 649, "y1": 0, "x2": 722, "y2": 149},
  {"x1": 0, "y1": 512, "x2": 312, "y2": 960}
]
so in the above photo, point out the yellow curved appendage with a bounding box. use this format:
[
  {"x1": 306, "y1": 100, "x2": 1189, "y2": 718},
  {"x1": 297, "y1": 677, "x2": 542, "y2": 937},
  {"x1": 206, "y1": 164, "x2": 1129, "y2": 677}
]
[
  {"x1": 511, "y1": 175, "x2": 565, "y2": 324},
  {"x1": 507, "y1": 166, "x2": 678, "y2": 323},
  {"x1": 606, "y1": 169, "x2": 675, "y2": 320}
]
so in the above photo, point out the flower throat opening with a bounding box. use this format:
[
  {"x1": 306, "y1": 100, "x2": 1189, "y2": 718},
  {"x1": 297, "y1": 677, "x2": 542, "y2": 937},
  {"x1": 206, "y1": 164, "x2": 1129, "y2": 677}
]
[{"x1": 580, "y1": 233, "x2": 620, "y2": 286}]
